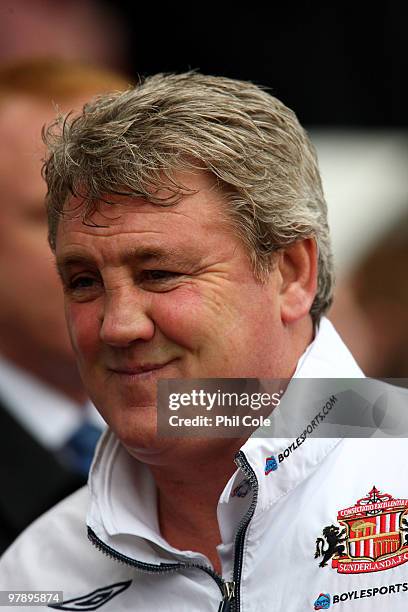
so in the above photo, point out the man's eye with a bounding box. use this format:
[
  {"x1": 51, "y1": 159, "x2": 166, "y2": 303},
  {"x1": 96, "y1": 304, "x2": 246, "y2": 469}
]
[
  {"x1": 64, "y1": 275, "x2": 101, "y2": 302},
  {"x1": 143, "y1": 270, "x2": 181, "y2": 282},
  {"x1": 69, "y1": 276, "x2": 96, "y2": 290}
]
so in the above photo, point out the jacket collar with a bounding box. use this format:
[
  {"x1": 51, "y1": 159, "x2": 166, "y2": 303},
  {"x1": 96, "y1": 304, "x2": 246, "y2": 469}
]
[
  {"x1": 239, "y1": 317, "x2": 364, "y2": 512},
  {"x1": 87, "y1": 318, "x2": 364, "y2": 563}
]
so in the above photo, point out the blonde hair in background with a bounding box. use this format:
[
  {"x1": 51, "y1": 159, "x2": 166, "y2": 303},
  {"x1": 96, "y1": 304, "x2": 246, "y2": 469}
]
[{"x1": 0, "y1": 58, "x2": 130, "y2": 104}]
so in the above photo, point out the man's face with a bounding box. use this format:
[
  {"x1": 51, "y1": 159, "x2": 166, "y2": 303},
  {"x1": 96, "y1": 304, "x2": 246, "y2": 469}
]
[
  {"x1": 0, "y1": 97, "x2": 75, "y2": 369},
  {"x1": 56, "y1": 171, "x2": 289, "y2": 454}
]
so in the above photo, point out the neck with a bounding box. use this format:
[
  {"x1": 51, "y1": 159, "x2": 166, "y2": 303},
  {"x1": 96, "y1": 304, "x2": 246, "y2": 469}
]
[{"x1": 150, "y1": 438, "x2": 245, "y2": 574}]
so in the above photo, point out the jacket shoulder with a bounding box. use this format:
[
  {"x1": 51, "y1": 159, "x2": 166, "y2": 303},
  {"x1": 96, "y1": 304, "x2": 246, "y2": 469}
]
[{"x1": 0, "y1": 486, "x2": 95, "y2": 588}]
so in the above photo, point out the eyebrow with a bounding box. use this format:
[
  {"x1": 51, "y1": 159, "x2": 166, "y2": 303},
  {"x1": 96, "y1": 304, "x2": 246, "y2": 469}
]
[
  {"x1": 55, "y1": 255, "x2": 91, "y2": 276},
  {"x1": 126, "y1": 247, "x2": 199, "y2": 268},
  {"x1": 56, "y1": 246, "x2": 199, "y2": 275}
]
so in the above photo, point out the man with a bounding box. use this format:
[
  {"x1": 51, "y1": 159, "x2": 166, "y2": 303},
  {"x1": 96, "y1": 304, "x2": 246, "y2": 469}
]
[
  {"x1": 0, "y1": 60, "x2": 128, "y2": 552},
  {"x1": 1, "y1": 73, "x2": 406, "y2": 611}
]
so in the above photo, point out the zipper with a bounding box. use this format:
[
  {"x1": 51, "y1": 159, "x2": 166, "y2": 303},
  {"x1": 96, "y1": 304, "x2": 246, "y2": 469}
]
[
  {"x1": 88, "y1": 526, "x2": 227, "y2": 602},
  {"x1": 88, "y1": 526, "x2": 185, "y2": 574},
  {"x1": 230, "y1": 450, "x2": 259, "y2": 612},
  {"x1": 88, "y1": 449, "x2": 258, "y2": 612},
  {"x1": 218, "y1": 581, "x2": 236, "y2": 612}
]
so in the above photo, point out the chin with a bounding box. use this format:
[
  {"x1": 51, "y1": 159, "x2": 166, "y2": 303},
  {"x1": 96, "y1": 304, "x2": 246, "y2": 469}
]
[{"x1": 107, "y1": 403, "x2": 159, "y2": 449}]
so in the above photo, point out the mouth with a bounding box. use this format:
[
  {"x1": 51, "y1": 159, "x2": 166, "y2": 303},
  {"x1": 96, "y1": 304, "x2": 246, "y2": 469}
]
[{"x1": 107, "y1": 360, "x2": 176, "y2": 379}]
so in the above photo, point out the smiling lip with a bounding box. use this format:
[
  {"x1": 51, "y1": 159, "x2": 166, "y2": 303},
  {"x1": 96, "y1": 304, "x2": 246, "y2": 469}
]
[{"x1": 108, "y1": 362, "x2": 173, "y2": 376}]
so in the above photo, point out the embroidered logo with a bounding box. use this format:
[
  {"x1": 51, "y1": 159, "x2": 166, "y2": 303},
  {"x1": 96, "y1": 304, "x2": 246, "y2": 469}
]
[
  {"x1": 313, "y1": 593, "x2": 331, "y2": 609},
  {"x1": 49, "y1": 580, "x2": 132, "y2": 610},
  {"x1": 264, "y1": 455, "x2": 278, "y2": 475},
  {"x1": 315, "y1": 487, "x2": 408, "y2": 574}
]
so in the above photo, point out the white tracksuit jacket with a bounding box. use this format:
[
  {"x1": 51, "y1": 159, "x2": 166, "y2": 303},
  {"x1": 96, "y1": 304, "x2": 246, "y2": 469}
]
[{"x1": 1, "y1": 319, "x2": 407, "y2": 611}]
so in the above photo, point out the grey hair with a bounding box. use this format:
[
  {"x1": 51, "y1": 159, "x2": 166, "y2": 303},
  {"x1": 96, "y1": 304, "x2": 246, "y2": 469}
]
[{"x1": 43, "y1": 72, "x2": 334, "y2": 321}]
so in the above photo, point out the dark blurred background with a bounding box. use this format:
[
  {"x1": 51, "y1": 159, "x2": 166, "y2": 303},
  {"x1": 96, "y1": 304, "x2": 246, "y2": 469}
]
[
  {"x1": 1, "y1": 2, "x2": 407, "y2": 127},
  {"x1": 102, "y1": 2, "x2": 406, "y2": 127}
]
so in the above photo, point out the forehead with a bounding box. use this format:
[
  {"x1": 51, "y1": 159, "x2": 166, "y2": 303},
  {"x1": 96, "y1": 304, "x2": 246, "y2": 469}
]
[{"x1": 55, "y1": 171, "x2": 238, "y2": 262}]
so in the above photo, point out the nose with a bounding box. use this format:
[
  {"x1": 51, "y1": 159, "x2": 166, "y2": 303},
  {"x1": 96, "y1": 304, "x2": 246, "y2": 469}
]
[{"x1": 99, "y1": 286, "x2": 155, "y2": 347}]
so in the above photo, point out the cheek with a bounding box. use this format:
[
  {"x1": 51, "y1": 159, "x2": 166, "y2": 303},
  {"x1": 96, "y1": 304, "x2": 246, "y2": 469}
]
[
  {"x1": 65, "y1": 302, "x2": 101, "y2": 362},
  {"x1": 151, "y1": 286, "x2": 220, "y2": 347}
]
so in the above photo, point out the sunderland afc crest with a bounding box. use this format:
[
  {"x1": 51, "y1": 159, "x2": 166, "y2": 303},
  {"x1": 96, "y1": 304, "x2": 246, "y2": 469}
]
[{"x1": 315, "y1": 487, "x2": 408, "y2": 574}]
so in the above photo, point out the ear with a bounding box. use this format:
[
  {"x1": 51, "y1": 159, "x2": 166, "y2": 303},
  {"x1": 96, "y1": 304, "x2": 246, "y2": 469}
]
[{"x1": 277, "y1": 238, "x2": 318, "y2": 324}]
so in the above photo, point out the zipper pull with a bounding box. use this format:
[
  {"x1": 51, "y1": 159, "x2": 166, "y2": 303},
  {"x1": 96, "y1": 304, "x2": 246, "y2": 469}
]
[{"x1": 218, "y1": 581, "x2": 236, "y2": 612}]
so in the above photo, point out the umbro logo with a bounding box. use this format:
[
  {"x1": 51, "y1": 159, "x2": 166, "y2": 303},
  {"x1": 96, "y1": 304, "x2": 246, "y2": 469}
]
[{"x1": 49, "y1": 580, "x2": 132, "y2": 610}]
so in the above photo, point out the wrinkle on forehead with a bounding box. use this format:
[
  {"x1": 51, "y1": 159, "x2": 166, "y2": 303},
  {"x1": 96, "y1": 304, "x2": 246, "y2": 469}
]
[
  {"x1": 55, "y1": 202, "x2": 245, "y2": 279},
  {"x1": 60, "y1": 169, "x2": 228, "y2": 226},
  {"x1": 54, "y1": 171, "x2": 239, "y2": 272},
  {"x1": 60, "y1": 194, "x2": 231, "y2": 243}
]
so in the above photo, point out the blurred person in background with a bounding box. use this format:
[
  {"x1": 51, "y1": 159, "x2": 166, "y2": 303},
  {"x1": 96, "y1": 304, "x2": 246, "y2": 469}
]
[
  {"x1": 0, "y1": 59, "x2": 129, "y2": 553},
  {"x1": 330, "y1": 213, "x2": 408, "y2": 378},
  {"x1": 0, "y1": 0, "x2": 129, "y2": 72}
]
